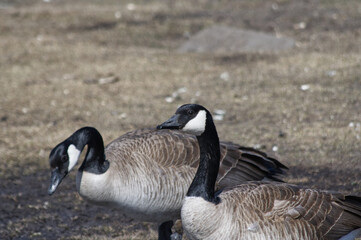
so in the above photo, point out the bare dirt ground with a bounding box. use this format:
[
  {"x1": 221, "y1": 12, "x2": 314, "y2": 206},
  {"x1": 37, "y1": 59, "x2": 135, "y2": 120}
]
[{"x1": 1, "y1": 0, "x2": 361, "y2": 239}]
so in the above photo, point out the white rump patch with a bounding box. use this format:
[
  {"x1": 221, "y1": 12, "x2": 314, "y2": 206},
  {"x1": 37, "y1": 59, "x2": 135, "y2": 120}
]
[
  {"x1": 183, "y1": 110, "x2": 206, "y2": 136},
  {"x1": 67, "y1": 144, "x2": 81, "y2": 172}
]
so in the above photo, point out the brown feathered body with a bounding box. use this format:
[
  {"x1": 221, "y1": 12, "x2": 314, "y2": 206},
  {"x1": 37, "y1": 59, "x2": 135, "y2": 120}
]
[
  {"x1": 181, "y1": 182, "x2": 361, "y2": 240},
  {"x1": 76, "y1": 129, "x2": 286, "y2": 223}
]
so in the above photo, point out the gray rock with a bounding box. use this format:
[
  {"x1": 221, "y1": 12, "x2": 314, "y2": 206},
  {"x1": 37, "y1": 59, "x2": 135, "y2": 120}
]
[{"x1": 178, "y1": 25, "x2": 295, "y2": 54}]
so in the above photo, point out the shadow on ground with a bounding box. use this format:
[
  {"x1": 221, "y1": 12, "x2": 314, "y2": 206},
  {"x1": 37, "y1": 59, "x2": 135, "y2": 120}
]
[{"x1": 1, "y1": 164, "x2": 359, "y2": 239}]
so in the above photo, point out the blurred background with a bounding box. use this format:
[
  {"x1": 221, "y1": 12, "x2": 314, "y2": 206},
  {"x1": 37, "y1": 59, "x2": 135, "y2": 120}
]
[{"x1": 1, "y1": 0, "x2": 360, "y2": 239}]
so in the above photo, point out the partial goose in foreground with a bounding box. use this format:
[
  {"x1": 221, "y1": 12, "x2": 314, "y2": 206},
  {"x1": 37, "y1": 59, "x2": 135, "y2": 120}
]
[
  {"x1": 157, "y1": 104, "x2": 361, "y2": 240},
  {"x1": 47, "y1": 127, "x2": 287, "y2": 240}
]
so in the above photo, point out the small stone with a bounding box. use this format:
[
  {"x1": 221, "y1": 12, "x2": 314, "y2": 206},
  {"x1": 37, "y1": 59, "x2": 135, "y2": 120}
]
[
  {"x1": 165, "y1": 97, "x2": 174, "y2": 103},
  {"x1": 36, "y1": 35, "x2": 44, "y2": 42},
  {"x1": 300, "y1": 84, "x2": 310, "y2": 91},
  {"x1": 253, "y1": 144, "x2": 261, "y2": 149},
  {"x1": 213, "y1": 109, "x2": 226, "y2": 121},
  {"x1": 213, "y1": 115, "x2": 224, "y2": 121},
  {"x1": 326, "y1": 70, "x2": 337, "y2": 77},
  {"x1": 127, "y1": 3, "x2": 136, "y2": 11},
  {"x1": 271, "y1": 3, "x2": 279, "y2": 10},
  {"x1": 63, "y1": 74, "x2": 74, "y2": 80},
  {"x1": 220, "y1": 72, "x2": 230, "y2": 81},
  {"x1": 176, "y1": 87, "x2": 187, "y2": 94},
  {"x1": 98, "y1": 76, "x2": 119, "y2": 85},
  {"x1": 115, "y1": 11, "x2": 122, "y2": 19},
  {"x1": 83, "y1": 76, "x2": 119, "y2": 85},
  {"x1": 39, "y1": 149, "x2": 45, "y2": 157},
  {"x1": 118, "y1": 113, "x2": 127, "y2": 119},
  {"x1": 214, "y1": 109, "x2": 226, "y2": 115},
  {"x1": 294, "y1": 22, "x2": 306, "y2": 30}
]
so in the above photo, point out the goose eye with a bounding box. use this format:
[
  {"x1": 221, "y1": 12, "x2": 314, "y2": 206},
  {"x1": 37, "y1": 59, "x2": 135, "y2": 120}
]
[
  {"x1": 61, "y1": 155, "x2": 68, "y2": 163},
  {"x1": 187, "y1": 110, "x2": 194, "y2": 115}
]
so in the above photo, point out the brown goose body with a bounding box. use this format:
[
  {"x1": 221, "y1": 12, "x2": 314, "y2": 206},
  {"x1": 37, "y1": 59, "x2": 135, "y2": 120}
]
[
  {"x1": 156, "y1": 104, "x2": 361, "y2": 240},
  {"x1": 182, "y1": 181, "x2": 361, "y2": 240},
  {"x1": 75, "y1": 128, "x2": 287, "y2": 223}
]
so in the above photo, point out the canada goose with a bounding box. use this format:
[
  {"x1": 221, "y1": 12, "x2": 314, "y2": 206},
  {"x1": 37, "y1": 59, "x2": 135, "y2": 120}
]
[
  {"x1": 157, "y1": 104, "x2": 361, "y2": 240},
  {"x1": 48, "y1": 127, "x2": 287, "y2": 240}
]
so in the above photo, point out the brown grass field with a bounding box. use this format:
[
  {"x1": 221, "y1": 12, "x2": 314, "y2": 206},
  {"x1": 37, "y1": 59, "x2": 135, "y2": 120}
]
[{"x1": 1, "y1": 0, "x2": 361, "y2": 239}]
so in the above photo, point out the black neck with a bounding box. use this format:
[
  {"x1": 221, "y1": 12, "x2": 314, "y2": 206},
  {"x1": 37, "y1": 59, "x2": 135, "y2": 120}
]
[
  {"x1": 70, "y1": 127, "x2": 109, "y2": 174},
  {"x1": 186, "y1": 117, "x2": 221, "y2": 204}
]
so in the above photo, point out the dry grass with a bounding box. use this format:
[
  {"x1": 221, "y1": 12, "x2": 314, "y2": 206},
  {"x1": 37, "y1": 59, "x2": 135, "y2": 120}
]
[{"x1": 1, "y1": 0, "x2": 361, "y2": 238}]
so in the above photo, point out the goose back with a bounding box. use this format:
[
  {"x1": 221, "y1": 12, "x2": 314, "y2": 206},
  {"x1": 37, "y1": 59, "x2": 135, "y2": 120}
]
[
  {"x1": 111, "y1": 128, "x2": 286, "y2": 180},
  {"x1": 181, "y1": 182, "x2": 361, "y2": 240}
]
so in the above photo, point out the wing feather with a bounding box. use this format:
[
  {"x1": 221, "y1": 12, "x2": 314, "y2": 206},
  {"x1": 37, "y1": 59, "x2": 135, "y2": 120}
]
[
  {"x1": 237, "y1": 182, "x2": 361, "y2": 239},
  {"x1": 217, "y1": 142, "x2": 288, "y2": 188},
  {"x1": 107, "y1": 129, "x2": 288, "y2": 187}
]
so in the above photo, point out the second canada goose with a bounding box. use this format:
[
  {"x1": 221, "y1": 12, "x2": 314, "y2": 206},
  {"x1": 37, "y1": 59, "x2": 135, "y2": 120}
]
[
  {"x1": 48, "y1": 127, "x2": 287, "y2": 240},
  {"x1": 157, "y1": 104, "x2": 361, "y2": 240}
]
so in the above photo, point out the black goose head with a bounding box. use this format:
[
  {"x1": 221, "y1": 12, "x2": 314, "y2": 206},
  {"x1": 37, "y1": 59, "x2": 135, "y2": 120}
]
[
  {"x1": 48, "y1": 139, "x2": 81, "y2": 195},
  {"x1": 157, "y1": 104, "x2": 212, "y2": 136}
]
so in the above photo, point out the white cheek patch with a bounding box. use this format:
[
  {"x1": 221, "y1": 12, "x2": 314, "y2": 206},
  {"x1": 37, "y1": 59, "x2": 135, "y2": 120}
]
[
  {"x1": 183, "y1": 110, "x2": 207, "y2": 136},
  {"x1": 67, "y1": 144, "x2": 81, "y2": 172}
]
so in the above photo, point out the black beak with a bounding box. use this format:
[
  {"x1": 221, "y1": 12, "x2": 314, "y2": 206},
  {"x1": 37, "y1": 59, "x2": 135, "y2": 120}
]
[
  {"x1": 48, "y1": 167, "x2": 67, "y2": 195},
  {"x1": 157, "y1": 114, "x2": 182, "y2": 130}
]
